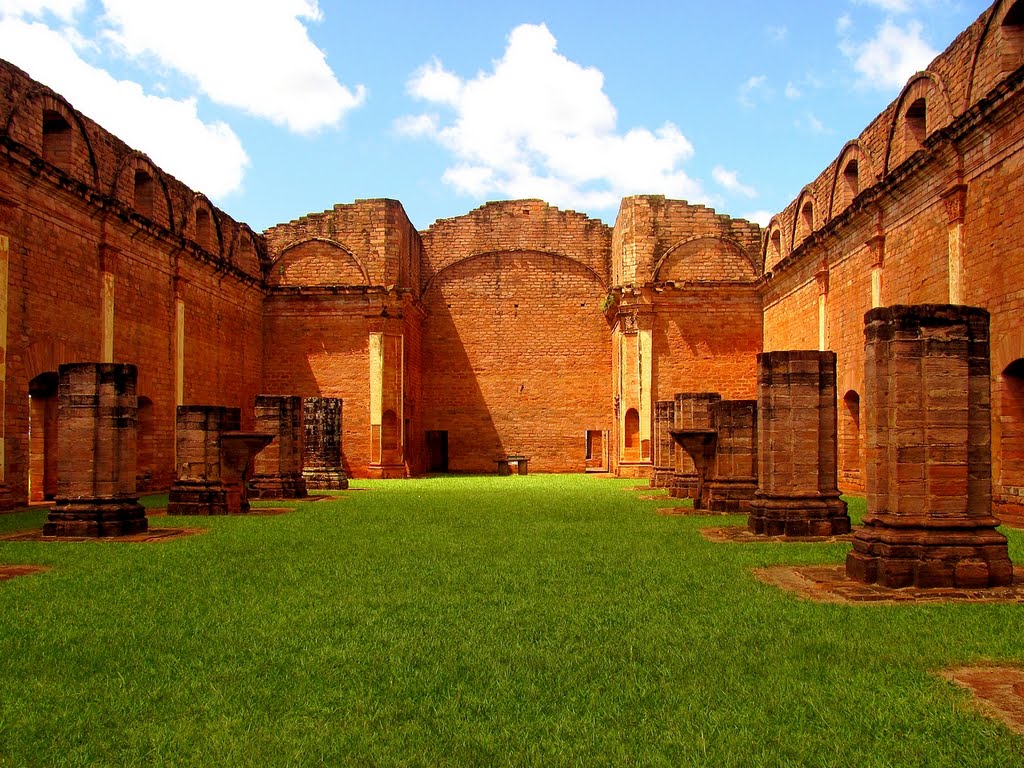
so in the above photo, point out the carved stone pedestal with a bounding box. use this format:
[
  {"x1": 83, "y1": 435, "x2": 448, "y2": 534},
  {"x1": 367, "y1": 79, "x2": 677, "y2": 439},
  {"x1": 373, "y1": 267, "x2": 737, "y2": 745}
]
[
  {"x1": 846, "y1": 305, "x2": 1013, "y2": 588},
  {"x1": 669, "y1": 393, "x2": 721, "y2": 499},
  {"x1": 749, "y1": 350, "x2": 850, "y2": 537},
  {"x1": 670, "y1": 429, "x2": 716, "y2": 509},
  {"x1": 43, "y1": 363, "x2": 147, "y2": 537}
]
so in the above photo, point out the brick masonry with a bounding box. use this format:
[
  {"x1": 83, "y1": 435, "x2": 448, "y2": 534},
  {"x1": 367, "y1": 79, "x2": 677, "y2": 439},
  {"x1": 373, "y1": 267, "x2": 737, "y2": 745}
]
[
  {"x1": 846, "y1": 305, "x2": 1013, "y2": 587},
  {"x1": 0, "y1": 1, "x2": 1022, "y2": 506}
]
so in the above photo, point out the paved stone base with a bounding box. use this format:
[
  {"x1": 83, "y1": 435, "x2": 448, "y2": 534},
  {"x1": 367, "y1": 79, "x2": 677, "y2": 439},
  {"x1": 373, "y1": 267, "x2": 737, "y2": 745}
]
[
  {"x1": 303, "y1": 469, "x2": 349, "y2": 491},
  {"x1": 701, "y1": 526, "x2": 854, "y2": 544},
  {"x1": 0, "y1": 564, "x2": 50, "y2": 580},
  {"x1": 250, "y1": 475, "x2": 308, "y2": 499},
  {"x1": 753, "y1": 564, "x2": 1024, "y2": 604},
  {"x1": 4, "y1": 527, "x2": 203, "y2": 543},
  {"x1": 940, "y1": 666, "x2": 1024, "y2": 735},
  {"x1": 43, "y1": 499, "x2": 148, "y2": 537},
  {"x1": 656, "y1": 506, "x2": 731, "y2": 517}
]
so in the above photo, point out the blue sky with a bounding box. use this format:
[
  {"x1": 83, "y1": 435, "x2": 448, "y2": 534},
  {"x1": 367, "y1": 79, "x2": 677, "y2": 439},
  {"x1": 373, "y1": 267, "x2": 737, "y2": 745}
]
[{"x1": 0, "y1": 0, "x2": 993, "y2": 231}]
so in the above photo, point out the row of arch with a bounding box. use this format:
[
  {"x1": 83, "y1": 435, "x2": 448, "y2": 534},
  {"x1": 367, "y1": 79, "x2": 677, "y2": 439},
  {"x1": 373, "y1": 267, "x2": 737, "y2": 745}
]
[
  {"x1": 764, "y1": 0, "x2": 1024, "y2": 270},
  {"x1": 2, "y1": 85, "x2": 264, "y2": 277}
]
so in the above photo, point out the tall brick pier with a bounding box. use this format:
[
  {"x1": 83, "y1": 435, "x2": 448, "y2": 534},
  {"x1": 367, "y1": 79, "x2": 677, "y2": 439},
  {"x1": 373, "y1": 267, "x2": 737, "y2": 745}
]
[
  {"x1": 749, "y1": 351, "x2": 850, "y2": 537},
  {"x1": 846, "y1": 305, "x2": 1013, "y2": 588},
  {"x1": 43, "y1": 363, "x2": 147, "y2": 537}
]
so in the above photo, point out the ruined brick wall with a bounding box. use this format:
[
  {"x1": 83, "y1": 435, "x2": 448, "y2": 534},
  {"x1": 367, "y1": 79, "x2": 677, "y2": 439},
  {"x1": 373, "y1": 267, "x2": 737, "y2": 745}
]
[
  {"x1": 0, "y1": 59, "x2": 264, "y2": 503},
  {"x1": 761, "y1": 0, "x2": 1024, "y2": 502}
]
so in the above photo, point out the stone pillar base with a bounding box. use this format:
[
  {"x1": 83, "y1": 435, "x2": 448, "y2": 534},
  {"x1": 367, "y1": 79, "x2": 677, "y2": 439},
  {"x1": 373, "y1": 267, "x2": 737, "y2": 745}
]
[
  {"x1": 303, "y1": 468, "x2": 349, "y2": 491},
  {"x1": 167, "y1": 483, "x2": 231, "y2": 516},
  {"x1": 650, "y1": 469, "x2": 674, "y2": 488},
  {"x1": 669, "y1": 474, "x2": 698, "y2": 499},
  {"x1": 748, "y1": 494, "x2": 850, "y2": 537},
  {"x1": 250, "y1": 474, "x2": 307, "y2": 499},
  {"x1": 706, "y1": 479, "x2": 757, "y2": 514},
  {"x1": 44, "y1": 498, "x2": 147, "y2": 537},
  {"x1": 847, "y1": 516, "x2": 1013, "y2": 588},
  {"x1": 0, "y1": 484, "x2": 22, "y2": 511}
]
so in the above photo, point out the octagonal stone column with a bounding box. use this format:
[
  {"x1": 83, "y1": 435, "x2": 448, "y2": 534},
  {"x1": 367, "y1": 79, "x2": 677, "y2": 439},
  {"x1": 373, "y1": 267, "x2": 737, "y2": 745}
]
[
  {"x1": 705, "y1": 400, "x2": 758, "y2": 514},
  {"x1": 303, "y1": 397, "x2": 348, "y2": 491},
  {"x1": 846, "y1": 305, "x2": 1013, "y2": 588},
  {"x1": 251, "y1": 395, "x2": 307, "y2": 499}
]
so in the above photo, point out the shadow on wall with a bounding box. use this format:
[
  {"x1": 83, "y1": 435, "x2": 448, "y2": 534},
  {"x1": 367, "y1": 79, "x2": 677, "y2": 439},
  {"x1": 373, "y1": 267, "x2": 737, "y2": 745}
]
[{"x1": 420, "y1": 251, "x2": 612, "y2": 473}]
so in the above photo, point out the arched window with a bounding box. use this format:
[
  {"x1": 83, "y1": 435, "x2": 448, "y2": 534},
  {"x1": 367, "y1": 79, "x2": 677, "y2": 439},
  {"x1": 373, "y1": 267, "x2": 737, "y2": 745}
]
[
  {"x1": 796, "y1": 200, "x2": 814, "y2": 243},
  {"x1": 904, "y1": 98, "x2": 927, "y2": 152},
  {"x1": 1001, "y1": 0, "x2": 1024, "y2": 75},
  {"x1": 623, "y1": 407, "x2": 640, "y2": 461},
  {"x1": 843, "y1": 159, "x2": 859, "y2": 200},
  {"x1": 769, "y1": 229, "x2": 782, "y2": 266},
  {"x1": 42, "y1": 110, "x2": 72, "y2": 169},
  {"x1": 134, "y1": 171, "x2": 154, "y2": 218},
  {"x1": 195, "y1": 208, "x2": 212, "y2": 252}
]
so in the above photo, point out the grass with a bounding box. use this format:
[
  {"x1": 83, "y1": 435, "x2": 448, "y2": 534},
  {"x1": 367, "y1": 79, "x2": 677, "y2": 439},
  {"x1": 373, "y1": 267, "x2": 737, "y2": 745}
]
[{"x1": 0, "y1": 475, "x2": 1021, "y2": 766}]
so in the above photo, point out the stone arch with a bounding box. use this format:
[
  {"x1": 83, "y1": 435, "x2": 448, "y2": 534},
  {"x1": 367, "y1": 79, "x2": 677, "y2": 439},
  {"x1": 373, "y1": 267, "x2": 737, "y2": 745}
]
[
  {"x1": 186, "y1": 195, "x2": 222, "y2": 257},
  {"x1": 422, "y1": 249, "x2": 608, "y2": 295},
  {"x1": 966, "y1": 0, "x2": 1024, "y2": 108},
  {"x1": 791, "y1": 188, "x2": 819, "y2": 251},
  {"x1": 4, "y1": 88, "x2": 100, "y2": 187},
  {"x1": 653, "y1": 236, "x2": 758, "y2": 283},
  {"x1": 828, "y1": 141, "x2": 878, "y2": 219},
  {"x1": 763, "y1": 218, "x2": 786, "y2": 272},
  {"x1": 623, "y1": 407, "x2": 641, "y2": 462},
  {"x1": 110, "y1": 153, "x2": 174, "y2": 230},
  {"x1": 268, "y1": 237, "x2": 370, "y2": 287},
  {"x1": 230, "y1": 226, "x2": 263, "y2": 278},
  {"x1": 883, "y1": 72, "x2": 955, "y2": 175}
]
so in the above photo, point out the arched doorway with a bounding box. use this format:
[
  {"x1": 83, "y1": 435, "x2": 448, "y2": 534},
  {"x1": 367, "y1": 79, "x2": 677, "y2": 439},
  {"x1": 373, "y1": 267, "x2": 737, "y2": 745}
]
[
  {"x1": 623, "y1": 408, "x2": 640, "y2": 462},
  {"x1": 999, "y1": 359, "x2": 1024, "y2": 508},
  {"x1": 839, "y1": 390, "x2": 862, "y2": 491},
  {"x1": 28, "y1": 371, "x2": 59, "y2": 501}
]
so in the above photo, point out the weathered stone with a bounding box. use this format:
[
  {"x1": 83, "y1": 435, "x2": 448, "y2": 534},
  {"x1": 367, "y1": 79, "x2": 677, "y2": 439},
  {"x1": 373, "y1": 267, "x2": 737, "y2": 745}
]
[
  {"x1": 669, "y1": 393, "x2": 721, "y2": 499},
  {"x1": 43, "y1": 363, "x2": 147, "y2": 537},
  {"x1": 846, "y1": 305, "x2": 1013, "y2": 589},
  {"x1": 303, "y1": 397, "x2": 348, "y2": 491},
  {"x1": 705, "y1": 400, "x2": 758, "y2": 514},
  {"x1": 251, "y1": 395, "x2": 307, "y2": 499}
]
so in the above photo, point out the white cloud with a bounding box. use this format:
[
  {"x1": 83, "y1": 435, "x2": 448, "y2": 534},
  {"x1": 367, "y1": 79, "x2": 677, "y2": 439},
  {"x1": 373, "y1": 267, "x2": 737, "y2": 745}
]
[
  {"x1": 837, "y1": 14, "x2": 853, "y2": 35},
  {"x1": 712, "y1": 166, "x2": 757, "y2": 198},
  {"x1": 840, "y1": 19, "x2": 938, "y2": 89},
  {"x1": 0, "y1": 16, "x2": 249, "y2": 198},
  {"x1": 99, "y1": 0, "x2": 365, "y2": 134},
  {"x1": 785, "y1": 81, "x2": 802, "y2": 100},
  {"x1": 738, "y1": 75, "x2": 770, "y2": 108},
  {"x1": 0, "y1": 0, "x2": 83, "y2": 22},
  {"x1": 741, "y1": 210, "x2": 773, "y2": 227},
  {"x1": 766, "y1": 25, "x2": 788, "y2": 43},
  {"x1": 398, "y1": 23, "x2": 706, "y2": 213},
  {"x1": 854, "y1": 0, "x2": 913, "y2": 12}
]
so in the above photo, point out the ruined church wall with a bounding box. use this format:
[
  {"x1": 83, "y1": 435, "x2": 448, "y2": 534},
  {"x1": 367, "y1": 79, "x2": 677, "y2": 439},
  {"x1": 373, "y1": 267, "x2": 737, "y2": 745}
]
[{"x1": 0, "y1": 59, "x2": 264, "y2": 501}]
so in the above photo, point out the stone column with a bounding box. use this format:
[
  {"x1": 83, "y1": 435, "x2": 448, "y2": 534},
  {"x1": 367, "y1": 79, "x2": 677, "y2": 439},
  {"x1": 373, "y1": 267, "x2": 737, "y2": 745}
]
[
  {"x1": 749, "y1": 350, "x2": 850, "y2": 536},
  {"x1": 167, "y1": 406, "x2": 240, "y2": 516},
  {"x1": 651, "y1": 400, "x2": 675, "y2": 488},
  {"x1": 669, "y1": 393, "x2": 721, "y2": 499},
  {"x1": 251, "y1": 395, "x2": 307, "y2": 499},
  {"x1": 705, "y1": 400, "x2": 758, "y2": 514},
  {"x1": 846, "y1": 305, "x2": 1013, "y2": 588},
  {"x1": 43, "y1": 363, "x2": 147, "y2": 536},
  {"x1": 303, "y1": 396, "x2": 348, "y2": 490}
]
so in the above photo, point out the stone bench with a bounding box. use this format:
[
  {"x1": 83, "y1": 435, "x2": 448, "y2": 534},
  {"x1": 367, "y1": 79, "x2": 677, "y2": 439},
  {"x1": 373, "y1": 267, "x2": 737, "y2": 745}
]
[{"x1": 496, "y1": 455, "x2": 530, "y2": 475}]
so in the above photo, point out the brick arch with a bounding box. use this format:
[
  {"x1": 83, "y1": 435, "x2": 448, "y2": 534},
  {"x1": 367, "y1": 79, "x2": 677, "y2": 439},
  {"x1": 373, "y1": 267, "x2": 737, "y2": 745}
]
[
  {"x1": 763, "y1": 217, "x2": 786, "y2": 272},
  {"x1": 422, "y1": 249, "x2": 608, "y2": 295},
  {"x1": 183, "y1": 195, "x2": 223, "y2": 257},
  {"x1": 790, "y1": 188, "x2": 820, "y2": 251},
  {"x1": 653, "y1": 236, "x2": 758, "y2": 283},
  {"x1": 110, "y1": 153, "x2": 174, "y2": 230},
  {"x1": 269, "y1": 237, "x2": 369, "y2": 287},
  {"x1": 828, "y1": 141, "x2": 879, "y2": 220},
  {"x1": 883, "y1": 72, "x2": 955, "y2": 176},
  {"x1": 229, "y1": 226, "x2": 264, "y2": 278},
  {"x1": 966, "y1": 0, "x2": 1024, "y2": 109},
  {"x1": 992, "y1": 323, "x2": 1024, "y2": 376},
  {"x1": 4, "y1": 88, "x2": 100, "y2": 187},
  {"x1": 24, "y1": 338, "x2": 88, "y2": 383}
]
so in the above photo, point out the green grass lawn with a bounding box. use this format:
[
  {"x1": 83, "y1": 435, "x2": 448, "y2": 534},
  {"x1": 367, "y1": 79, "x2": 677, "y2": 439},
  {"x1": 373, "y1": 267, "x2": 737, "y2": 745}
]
[{"x1": 0, "y1": 475, "x2": 1022, "y2": 766}]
